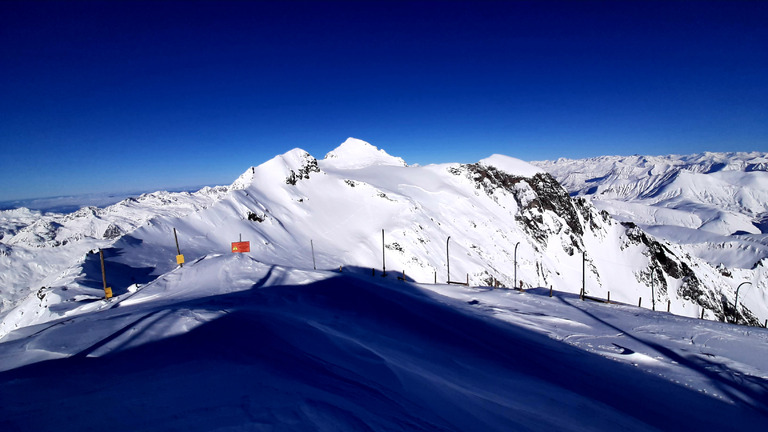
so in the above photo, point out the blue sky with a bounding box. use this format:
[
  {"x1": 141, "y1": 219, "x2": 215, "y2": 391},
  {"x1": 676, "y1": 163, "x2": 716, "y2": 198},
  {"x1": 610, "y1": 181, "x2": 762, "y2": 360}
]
[{"x1": 1, "y1": 1, "x2": 766, "y2": 201}]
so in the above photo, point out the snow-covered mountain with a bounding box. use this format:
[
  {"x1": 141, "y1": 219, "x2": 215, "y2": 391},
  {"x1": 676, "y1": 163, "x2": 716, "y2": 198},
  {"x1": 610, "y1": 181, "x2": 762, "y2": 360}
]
[
  {"x1": 533, "y1": 152, "x2": 768, "y2": 269},
  {"x1": 1, "y1": 138, "x2": 767, "y2": 430},
  {"x1": 2, "y1": 139, "x2": 766, "y2": 333}
]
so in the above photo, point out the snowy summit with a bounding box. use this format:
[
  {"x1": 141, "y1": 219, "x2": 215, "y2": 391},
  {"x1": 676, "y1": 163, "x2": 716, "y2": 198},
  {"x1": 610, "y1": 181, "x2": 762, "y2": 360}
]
[{"x1": 323, "y1": 137, "x2": 407, "y2": 169}]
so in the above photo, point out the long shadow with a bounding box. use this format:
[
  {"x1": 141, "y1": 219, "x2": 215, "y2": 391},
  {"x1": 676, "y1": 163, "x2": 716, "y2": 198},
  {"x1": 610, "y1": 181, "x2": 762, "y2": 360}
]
[
  {"x1": 2, "y1": 271, "x2": 767, "y2": 431},
  {"x1": 556, "y1": 295, "x2": 768, "y2": 415},
  {"x1": 75, "y1": 245, "x2": 156, "y2": 297}
]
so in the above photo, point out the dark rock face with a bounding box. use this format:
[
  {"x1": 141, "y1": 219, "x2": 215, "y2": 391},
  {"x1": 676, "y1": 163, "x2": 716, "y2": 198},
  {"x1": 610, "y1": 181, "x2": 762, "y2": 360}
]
[
  {"x1": 286, "y1": 155, "x2": 320, "y2": 185},
  {"x1": 458, "y1": 163, "x2": 587, "y2": 251},
  {"x1": 102, "y1": 224, "x2": 122, "y2": 240},
  {"x1": 622, "y1": 222, "x2": 759, "y2": 326}
]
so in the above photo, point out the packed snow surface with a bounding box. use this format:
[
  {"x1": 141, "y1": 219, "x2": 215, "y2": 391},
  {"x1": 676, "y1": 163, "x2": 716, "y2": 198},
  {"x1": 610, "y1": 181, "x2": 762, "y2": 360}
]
[{"x1": 1, "y1": 255, "x2": 766, "y2": 431}]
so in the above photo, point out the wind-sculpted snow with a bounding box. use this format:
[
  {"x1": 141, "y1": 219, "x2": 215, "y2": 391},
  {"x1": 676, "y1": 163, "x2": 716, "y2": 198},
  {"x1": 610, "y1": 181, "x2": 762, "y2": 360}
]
[{"x1": 1, "y1": 255, "x2": 767, "y2": 431}]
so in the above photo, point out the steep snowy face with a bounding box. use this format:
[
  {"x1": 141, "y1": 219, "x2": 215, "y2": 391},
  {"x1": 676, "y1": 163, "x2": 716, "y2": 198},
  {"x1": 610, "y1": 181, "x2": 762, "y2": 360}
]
[{"x1": 322, "y1": 137, "x2": 407, "y2": 169}]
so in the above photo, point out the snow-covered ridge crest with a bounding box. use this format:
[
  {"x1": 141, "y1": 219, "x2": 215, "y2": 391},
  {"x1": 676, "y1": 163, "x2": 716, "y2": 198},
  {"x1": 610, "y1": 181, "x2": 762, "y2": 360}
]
[
  {"x1": 323, "y1": 137, "x2": 407, "y2": 169},
  {"x1": 480, "y1": 154, "x2": 545, "y2": 178}
]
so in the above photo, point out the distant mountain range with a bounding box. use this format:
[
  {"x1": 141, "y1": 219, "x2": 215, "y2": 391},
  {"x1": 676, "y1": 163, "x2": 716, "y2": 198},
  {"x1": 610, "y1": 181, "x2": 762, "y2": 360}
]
[{"x1": 532, "y1": 152, "x2": 768, "y2": 269}]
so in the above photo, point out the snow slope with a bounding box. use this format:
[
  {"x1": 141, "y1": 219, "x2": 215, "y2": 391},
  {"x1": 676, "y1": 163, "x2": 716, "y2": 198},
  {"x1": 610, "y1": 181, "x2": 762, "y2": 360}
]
[
  {"x1": 533, "y1": 152, "x2": 768, "y2": 269},
  {"x1": 1, "y1": 254, "x2": 766, "y2": 431}
]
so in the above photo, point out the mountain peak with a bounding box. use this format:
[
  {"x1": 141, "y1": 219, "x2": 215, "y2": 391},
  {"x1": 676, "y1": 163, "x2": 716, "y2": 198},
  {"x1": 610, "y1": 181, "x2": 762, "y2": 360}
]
[
  {"x1": 480, "y1": 154, "x2": 545, "y2": 178},
  {"x1": 322, "y1": 138, "x2": 406, "y2": 169}
]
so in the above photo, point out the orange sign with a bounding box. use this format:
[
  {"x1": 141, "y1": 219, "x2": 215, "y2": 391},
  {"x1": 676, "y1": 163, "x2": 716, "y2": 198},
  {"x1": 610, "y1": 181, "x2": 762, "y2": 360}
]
[{"x1": 231, "y1": 241, "x2": 250, "y2": 253}]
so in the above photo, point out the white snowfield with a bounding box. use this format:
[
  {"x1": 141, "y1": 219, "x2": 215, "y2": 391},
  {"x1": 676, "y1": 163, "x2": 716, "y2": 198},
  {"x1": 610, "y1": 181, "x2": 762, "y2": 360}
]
[
  {"x1": 533, "y1": 152, "x2": 768, "y2": 269},
  {"x1": 1, "y1": 138, "x2": 767, "y2": 430}
]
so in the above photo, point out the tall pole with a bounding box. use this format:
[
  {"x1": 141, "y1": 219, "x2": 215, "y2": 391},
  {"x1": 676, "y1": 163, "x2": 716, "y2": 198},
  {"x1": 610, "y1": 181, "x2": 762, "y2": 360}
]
[
  {"x1": 311, "y1": 239, "x2": 316, "y2": 270},
  {"x1": 581, "y1": 251, "x2": 585, "y2": 300},
  {"x1": 651, "y1": 267, "x2": 655, "y2": 311},
  {"x1": 174, "y1": 228, "x2": 182, "y2": 267},
  {"x1": 99, "y1": 249, "x2": 108, "y2": 292},
  {"x1": 734, "y1": 282, "x2": 752, "y2": 324},
  {"x1": 99, "y1": 249, "x2": 111, "y2": 299},
  {"x1": 446, "y1": 236, "x2": 451, "y2": 283},
  {"x1": 513, "y1": 241, "x2": 520, "y2": 289},
  {"x1": 382, "y1": 229, "x2": 386, "y2": 276}
]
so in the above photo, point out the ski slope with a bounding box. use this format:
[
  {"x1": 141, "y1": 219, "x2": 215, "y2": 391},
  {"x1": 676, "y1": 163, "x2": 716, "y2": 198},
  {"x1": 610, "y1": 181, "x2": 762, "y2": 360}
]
[{"x1": 1, "y1": 254, "x2": 766, "y2": 431}]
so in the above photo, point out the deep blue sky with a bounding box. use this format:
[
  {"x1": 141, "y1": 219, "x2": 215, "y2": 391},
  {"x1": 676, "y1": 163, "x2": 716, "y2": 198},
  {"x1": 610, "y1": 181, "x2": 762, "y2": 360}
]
[{"x1": 1, "y1": 1, "x2": 767, "y2": 201}]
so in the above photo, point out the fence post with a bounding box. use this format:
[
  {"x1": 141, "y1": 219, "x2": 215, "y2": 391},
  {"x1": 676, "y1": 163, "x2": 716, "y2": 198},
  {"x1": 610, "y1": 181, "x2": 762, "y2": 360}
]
[
  {"x1": 607, "y1": 291, "x2": 610, "y2": 303},
  {"x1": 701, "y1": 308, "x2": 705, "y2": 319},
  {"x1": 549, "y1": 285, "x2": 553, "y2": 297},
  {"x1": 311, "y1": 239, "x2": 316, "y2": 270},
  {"x1": 638, "y1": 297, "x2": 642, "y2": 307},
  {"x1": 381, "y1": 229, "x2": 386, "y2": 277},
  {"x1": 667, "y1": 300, "x2": 671, "y2": 312}
]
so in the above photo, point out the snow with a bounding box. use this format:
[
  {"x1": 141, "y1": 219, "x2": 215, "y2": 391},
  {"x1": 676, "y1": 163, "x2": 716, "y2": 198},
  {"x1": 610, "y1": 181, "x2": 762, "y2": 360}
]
[
  {"x1": 323, "y1": 137, "x2": 407, "y2": 169},
  {"x1": 1, "y1": 139, "x2": 768, "y2": 430},
  {"x1": 480, "y1": 154, "x2": 545, "y2": 178},
  {"x1": 534, "y1": 152, "x2": 768, "y2": 268},
  {"x1": 1, "y1": 256, "x2": 767, "y2": 430}
]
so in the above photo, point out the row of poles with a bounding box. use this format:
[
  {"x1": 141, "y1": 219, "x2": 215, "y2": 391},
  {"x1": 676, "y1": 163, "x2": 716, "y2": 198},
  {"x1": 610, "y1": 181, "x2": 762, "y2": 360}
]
[{"x1": 96, "y1": 228, "x2": 762, "y2": 327}]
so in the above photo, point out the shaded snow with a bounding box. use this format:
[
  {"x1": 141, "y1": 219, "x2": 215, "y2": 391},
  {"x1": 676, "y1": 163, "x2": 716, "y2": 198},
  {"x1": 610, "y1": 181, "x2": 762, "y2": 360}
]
[{"x1": 1, "y1": 255, "x2": 766, "y2": 431}]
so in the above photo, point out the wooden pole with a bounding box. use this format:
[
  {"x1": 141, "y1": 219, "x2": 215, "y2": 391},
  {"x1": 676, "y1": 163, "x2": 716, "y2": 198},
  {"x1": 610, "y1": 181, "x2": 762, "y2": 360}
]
[
  {"x1": 466, "y1": 273, "x2": 469, "y2": 286},
  {"x1": 99, "y1": 249, "x2": 112, "y2": 299},
  {"x1": 638, "y1": 297, "x2": 642, "y2": 308},
  {"x1": 701, "y1": 308, "x2": 705, "y2": 319},
  {"x1": 99, "y1": 249, "x2": 107, "y2": 292},
  {"x1": 174, "y1": 228, "x2": 183, "y2": 267},
  {"x1": 549, "y1": 285, "x2": 553, "y2": 297},
  {"x1": 607, "y1": 291, "x2": 610, "y2": 303},
  {"x1": 667, "y1": 300, "x2": 671, "y2": 312}
]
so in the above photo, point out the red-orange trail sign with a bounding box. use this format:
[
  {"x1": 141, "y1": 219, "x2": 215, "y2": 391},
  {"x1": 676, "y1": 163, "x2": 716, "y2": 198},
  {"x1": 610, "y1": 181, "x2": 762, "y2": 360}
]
[{"x1": 231, "y1": 241, "x2": 250, "y2": 253}]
